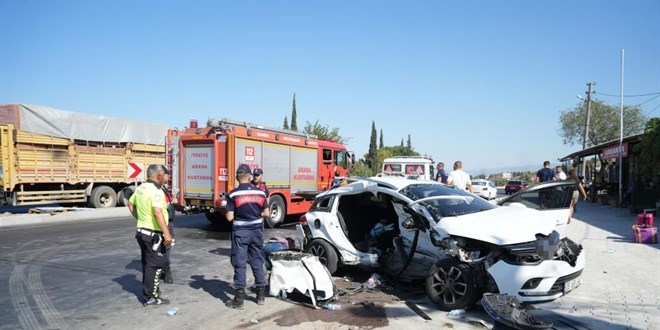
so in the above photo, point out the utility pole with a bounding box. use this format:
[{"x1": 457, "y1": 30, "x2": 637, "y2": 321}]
[{"x1": 581, "y1": 82, "x2": 594, "y2": 180}]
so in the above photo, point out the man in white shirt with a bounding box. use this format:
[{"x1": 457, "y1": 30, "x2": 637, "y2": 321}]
[
  {"x1": 447, "y1": 161, "x2": 473, "y2": 193},
  {"x1": 554, "y1": 166, "x2": 567, "y2": 180}
]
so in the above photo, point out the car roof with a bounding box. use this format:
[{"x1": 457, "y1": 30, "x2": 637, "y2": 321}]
[{"x1": 321, "y1": 176, "x2": 442, "y2": 196}]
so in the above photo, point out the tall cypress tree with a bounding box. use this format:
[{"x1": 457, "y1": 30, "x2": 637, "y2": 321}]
[
  {"x1": 368, "y1": 121, "x2": 378, "y2": 171},
  {"x1": 406, "y1": 134, "x2": 412, "y2": 155},
  {"x1": 400, "y1": 138, "x2": 404, "y2": 147},
  {"x1": 291, "y1": 93, "x2": 298, "y2": 131},
  {"x1": 379, "y1": 129, "x2": 384, "y2": 149},
  {"x1": 283, "y1": 116, "x2": 289, "y2": 130}
]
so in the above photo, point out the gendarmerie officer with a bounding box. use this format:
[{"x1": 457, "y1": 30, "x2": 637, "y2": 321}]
[
  {"x1": 225, "y1": 164, "x2": 269, "y2": 309},
  {"x1": 127, "y1": 164, "x2": 173, "y2": 306}
]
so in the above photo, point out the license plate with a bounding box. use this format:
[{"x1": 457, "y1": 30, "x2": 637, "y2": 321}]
[{"x1": 564, "y1": 277, "x2": 581, "y2": 293}]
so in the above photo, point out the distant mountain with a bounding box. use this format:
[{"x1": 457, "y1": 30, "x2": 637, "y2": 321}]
[{"x1": 472, "y1": 164, "x2": 539, "y2": 176}]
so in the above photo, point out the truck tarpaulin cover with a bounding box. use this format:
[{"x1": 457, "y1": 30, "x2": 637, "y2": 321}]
[{"x1": 2, "y1": 104, "x2": 169, "y2": 145}]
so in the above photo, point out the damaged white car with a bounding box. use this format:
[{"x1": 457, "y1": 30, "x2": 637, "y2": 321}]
[{"x1": 297, "y1": 177, "x2": 585, "y2": 311}]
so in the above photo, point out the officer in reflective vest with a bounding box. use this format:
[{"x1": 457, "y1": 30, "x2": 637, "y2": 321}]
[
  {"x1": 225, "y1": 164, "x2": 269, "y2": 309},
  {"x1": 127, "y1": 164, "x2": 173, "y2": 306}
]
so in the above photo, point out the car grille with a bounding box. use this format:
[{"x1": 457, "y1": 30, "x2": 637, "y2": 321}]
[{"x1": 547, "y1": 270, "x2": 583, "y2": 295}]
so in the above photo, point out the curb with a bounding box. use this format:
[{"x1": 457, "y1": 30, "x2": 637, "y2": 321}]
[{"x1": 0, "y1": 207, "x2": 131, "y2": 228}]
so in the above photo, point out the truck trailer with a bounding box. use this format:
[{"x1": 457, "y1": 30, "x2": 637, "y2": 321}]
[
  {"x1": 0, "y1": 104, "x2": 169, "y2": 208},
  {"x1": 168, "y1": 118, "x2": 352, "y2": 229}
]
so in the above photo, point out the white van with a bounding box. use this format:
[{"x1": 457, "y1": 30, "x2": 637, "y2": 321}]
[{"x1": 379, "y1": 156, "x2": 435, "y2": 181}]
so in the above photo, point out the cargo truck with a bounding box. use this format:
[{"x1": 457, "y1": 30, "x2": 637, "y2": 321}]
[
  {"x1": 168, "y1": 118, "x2": 353, "y2": 229},
  {"x1": 0, "y1": 104, "x2": 169, "y2": 208}
]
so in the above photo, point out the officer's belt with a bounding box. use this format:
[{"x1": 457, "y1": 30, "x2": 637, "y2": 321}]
[
  {"x1": 233, "y1": 219, "x2": 263, "y2": 227},
  {"x1": 137, "y1": 228, "x2": 163, "y2": 236}
]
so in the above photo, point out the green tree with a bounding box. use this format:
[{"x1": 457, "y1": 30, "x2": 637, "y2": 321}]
[
  {"x1": 379, "y1": 129, "x2": 384, "y2": 149},
  {"x1": 400, "y1": 138, "x2": 404, "y2": 147},
  {"x1": 635, "y1": 117, "x2": 660, "y2": 180},
  {"x1": 302, "y1": 120, "x2": 346, "y2": 144},
  {"x1": 283, "y1": 116, "x2": 289, "y2": 130},
  {"x1": 291, "y1": 93, "x2": 298, "y2": 131},
  {"x1": 559, "y1": 99, "x2": 646, "y2": 147},
  {"x1": 349, "y1": 160, "x2": 374, "y2": 177},
  {"x1": 367, "y1": 121, "x2": 378, "y2": 171}
]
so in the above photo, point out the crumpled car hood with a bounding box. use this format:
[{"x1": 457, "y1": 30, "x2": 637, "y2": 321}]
[{"x1": 432, "y1": 206, "x2": 557, "y2": 245}]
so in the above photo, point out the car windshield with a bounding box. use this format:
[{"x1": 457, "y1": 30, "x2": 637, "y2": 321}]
[{"x1": 398, "y1": 183, "x2": 497, "y2": 220}]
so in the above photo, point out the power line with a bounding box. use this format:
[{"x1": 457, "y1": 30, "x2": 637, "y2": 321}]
[
  {"x1": 646, "y1": 103, "x2": 660, "y2": 116},
  {"x1": 633, "y1": 94, "x2": 660, "y2": 107},
  {"x1": 594, "y1": 91, "x2": 660, "y2": 97}
]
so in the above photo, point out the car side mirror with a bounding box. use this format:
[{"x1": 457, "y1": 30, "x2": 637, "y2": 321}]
[
  {"x1": 402, "y1": 217, "x2": 416, "y2": 230},
  {"x1": 402, "y1": 205, "x2": 430, "y2": 231}
]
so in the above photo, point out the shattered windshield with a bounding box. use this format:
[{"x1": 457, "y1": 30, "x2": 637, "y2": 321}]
[{"x1": 399, "y1": 183, "x2": 497, "y2": 220}]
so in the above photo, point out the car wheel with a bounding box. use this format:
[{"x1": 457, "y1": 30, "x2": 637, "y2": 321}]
[
  {"x1": 306, "y1": 239, "x2": 339, "y2": 275},
  {"x1": 425, "y1": 258, "x2": 481, "y2": 311},
  {"x1": 266, "y1": 195, "x2": 286, "y2": 229}
]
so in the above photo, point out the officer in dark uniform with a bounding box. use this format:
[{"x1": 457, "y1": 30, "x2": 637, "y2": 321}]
[
  {"x1": 225, "y1": 164, "x2": 269, "y2": 309},
  {"x1": 160, "y1": 176, "x2": 178, "y2": 284},
  {"x1": 251, "y1": 168, "x2": 269, "y2": 201},
  {"x1": 127, "y1": 164, "x2": 173, "y2": 306}
]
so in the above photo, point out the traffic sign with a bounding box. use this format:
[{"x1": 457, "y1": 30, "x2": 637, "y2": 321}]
[{"x1": 127, "y1": 162, "x2": 144, "y2": 180}]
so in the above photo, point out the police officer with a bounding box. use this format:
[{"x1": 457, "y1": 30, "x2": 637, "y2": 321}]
[
  {"x1": 225, "y1": 164, "x2": 269, "y2": 309},
  {"x1": 127, "y1": 164, "x2": 173, "y2": 306},
  {"x1": 251, "y1": 168, "x2": 269, "y2": 202},
  {"x1": 160, "y1": 175, "x2": 178, "y2": 284}
]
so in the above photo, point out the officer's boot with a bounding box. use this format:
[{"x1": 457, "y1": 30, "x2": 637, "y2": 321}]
[
  {"x1": 256, "y1": 287, "x2": 265, "y2": 305},
  {"x1": 225, "y1": 289, "x2": 245, "y2": 310},
  {"x1": 162, "y1": 265, "x2": 173, "y2": 284}
]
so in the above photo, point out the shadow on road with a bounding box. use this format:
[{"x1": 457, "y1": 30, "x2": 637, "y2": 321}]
[
  {"x1": 189, "y1": 274, "x2": 232, "y2": 302},
  {"x1": 112, "y1": 274, "x2": 143, "y2": 303}
]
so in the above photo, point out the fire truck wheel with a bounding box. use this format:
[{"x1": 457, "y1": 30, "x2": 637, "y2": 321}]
[
  {"x1": 266, "y1": 195, "x2": 286, "y2": 229},
  {"x1": 205, "y1": 211, "x2": 232, "y2": 231},
  {"x1": 89, "y1": 185, "x2": 117, "y2": 208}
]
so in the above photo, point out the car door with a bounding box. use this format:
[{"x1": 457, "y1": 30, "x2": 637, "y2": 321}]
[{"x1": 496, "y1": 181, "x2": 575, "y2": 237}]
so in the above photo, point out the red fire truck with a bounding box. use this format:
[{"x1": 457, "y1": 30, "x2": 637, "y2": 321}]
[{"x1": 167, "y1": 118, "x2": 353, "y2": 230}]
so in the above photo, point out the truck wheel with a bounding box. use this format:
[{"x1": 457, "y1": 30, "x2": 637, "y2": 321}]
[
  {"x1": 266, "y1": 195, "x2": 286, "y2": 229},
  {"x1": 306, "y1": 239, "x2": 338, "y2": 275},
  {"x1": 425, "y1": 258, "x2": 481, "y2": 311},
  {"x1": 117, "y1": 186, "x2": 135, "y2": 206},
  {"x1": 205, "y1": 211, "x2": 232, "y2": 231},
  {"x1": 89, "y1": 186, "x2": 117, "y2": 208}
]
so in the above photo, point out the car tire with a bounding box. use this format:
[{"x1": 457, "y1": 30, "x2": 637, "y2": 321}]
[
  {"x1": 205, "y1": 211, "x2": 232, "y2": 231},
  {"x1": 266, "y1": 195, "x2": 286, "y2": 229},
  {"x1": 306, "y1": 239, "x2": 339, "y2": 275},
  {"x1": 425, "y1": 258, "x2": 481, "y2": 311}
]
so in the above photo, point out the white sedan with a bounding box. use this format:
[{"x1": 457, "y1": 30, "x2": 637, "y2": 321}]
[
  {"x1": 297, "y1": 177, "x2": 585, "y2": 311},
  {"x1": 471, "y1": 179, "x2": 498, "y2": 199}
]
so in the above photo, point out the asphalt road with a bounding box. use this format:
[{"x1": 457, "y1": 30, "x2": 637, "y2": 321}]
[{"x1": 0, "y1": 198, "x2": 601, "y2": 330}]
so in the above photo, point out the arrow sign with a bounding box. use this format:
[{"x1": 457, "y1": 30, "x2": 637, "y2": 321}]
[{"x1": 127, "y1": 162, "x2": 144, "y2": 180}]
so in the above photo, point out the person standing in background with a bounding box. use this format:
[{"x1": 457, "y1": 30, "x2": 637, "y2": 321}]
[
  {"x1": 435, "y1": 162, "x2": 448, "y2": 184},
  {"x1": 160, "y1": 173, "x2": 179, "y2": 284},
  {"x1": 447, "y1": 161, "x2": 473, "y2": 193}
]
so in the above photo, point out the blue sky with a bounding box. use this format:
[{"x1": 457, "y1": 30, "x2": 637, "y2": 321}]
[{"x1": 1, "y1": 0, "x2": 659, "y2": 173}]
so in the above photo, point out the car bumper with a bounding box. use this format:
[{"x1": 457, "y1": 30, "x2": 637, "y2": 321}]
[{"x1": 487, "y1": 244, "x2": 586, "y2": 303}]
